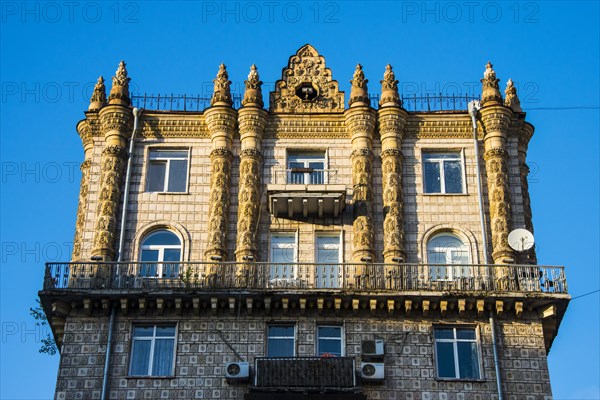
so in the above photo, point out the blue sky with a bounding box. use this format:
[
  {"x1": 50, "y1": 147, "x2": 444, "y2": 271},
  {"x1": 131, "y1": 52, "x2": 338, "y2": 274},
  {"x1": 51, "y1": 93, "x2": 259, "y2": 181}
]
[{"x1": 1, "y1": 1, "x2": 598, "y2": 399}]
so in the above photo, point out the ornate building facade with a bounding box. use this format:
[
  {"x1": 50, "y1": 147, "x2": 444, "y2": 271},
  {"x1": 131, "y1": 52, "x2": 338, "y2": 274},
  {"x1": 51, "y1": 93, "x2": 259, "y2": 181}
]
[{"x1": 40, "y1": 45, "x2": 568, "y2": 400}]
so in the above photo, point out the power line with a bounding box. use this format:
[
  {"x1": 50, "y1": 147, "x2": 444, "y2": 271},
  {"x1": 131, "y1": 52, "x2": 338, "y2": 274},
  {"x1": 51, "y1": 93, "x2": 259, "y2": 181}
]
[
  {"x1": 526, "y1": 106, "x2": 599, "y2": 110},
  {"x1": 571, "y1": 289, "x2": 600, "y2": 300}
]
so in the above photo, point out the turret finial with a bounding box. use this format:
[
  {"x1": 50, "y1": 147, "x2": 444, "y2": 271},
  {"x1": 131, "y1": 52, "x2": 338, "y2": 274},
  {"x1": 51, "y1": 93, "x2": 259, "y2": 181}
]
[
  {"x1": 379, "y1": 64, "x2": 401, "y2": 107},
  {"x1": 349, "y1": 64, "x2": 370, "y2": 107},
  {"x1": 108, "y1": 60, "x2": 131, "y2": 106},
  {"x1": 89, "y1": 76, "x2": 106, "y2": 111},
  {"x1": 210, "y1": 63, "x2": 233, "y2": 107},
  {"x1": 504, "y1": 78, "x2": 522, "y2": 112},
  {"x1": 242, "y1": 64, "x2": 263, "y2": 108},
  {"x1": 480, "y1": 61, "x2": 502, "y2": 106}
]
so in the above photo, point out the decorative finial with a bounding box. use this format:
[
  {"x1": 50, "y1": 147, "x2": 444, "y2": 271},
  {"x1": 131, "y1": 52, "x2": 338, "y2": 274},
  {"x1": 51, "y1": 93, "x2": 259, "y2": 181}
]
[
  {"x1": 89, "y1": 76, "x2": 106, "y2": 111},
  {"x1": 242, "y1": 64, "x2": 263, "y2": 107},
  {"x1": 504, "y1": 78, "x2": 522, "y2": 112},
  {"x1": 210, "y1": 63, "x2": 233, "y2": 107},
  {"x1": 380, "y1": 64, "x2": 401, "y2": 107},
  {"x1": 108, "y1": 60, "x2": 131, "y2": 106},
  {"x1": 480, "y1": 61, "x2": 502, "y2": 106},
  {"x1": 349, "y1": 64, "x2": 370, "y2": 107}
]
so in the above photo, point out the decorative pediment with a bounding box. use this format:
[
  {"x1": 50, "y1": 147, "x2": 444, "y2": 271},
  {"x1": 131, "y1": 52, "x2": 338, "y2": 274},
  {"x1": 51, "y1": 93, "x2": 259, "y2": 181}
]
[{"x1": 269, "y1": 44, "x2": 344, "y2": 113}]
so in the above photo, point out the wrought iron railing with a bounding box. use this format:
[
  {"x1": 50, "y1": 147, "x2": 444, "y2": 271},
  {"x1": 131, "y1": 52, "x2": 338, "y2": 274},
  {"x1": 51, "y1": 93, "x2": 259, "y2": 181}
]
[
  {"x1": 254, "y1": 357, "x2": 355, "y2": 388},
  {"x1": 130, "y1": 93, "x2": 477, "y2": 112},
  {"x1": 270, "y1": 168, "x2": 339, "y2": 185},
  {"x1": 43, "y1": 262, "x2": 568, "y2": 294}
]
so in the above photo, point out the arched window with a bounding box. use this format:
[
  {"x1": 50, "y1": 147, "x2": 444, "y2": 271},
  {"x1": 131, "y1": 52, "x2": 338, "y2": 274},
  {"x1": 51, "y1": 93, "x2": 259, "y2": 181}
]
[
  {"x1": 427, "y1": 233, "x2": 470, "y2": 281},
  {"x1": 139, "y1": 230, "x2": 182, "y2": 278}
]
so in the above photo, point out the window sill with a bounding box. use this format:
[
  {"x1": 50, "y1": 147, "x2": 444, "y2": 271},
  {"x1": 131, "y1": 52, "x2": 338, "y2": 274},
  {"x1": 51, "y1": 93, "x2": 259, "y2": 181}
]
[
  {"x1": 422, "y1": 193, "x2": 469, "y2": 196},
  {"x1": 126, "y1": 375, "x2": 175, "y2": 379},
  {"x1": 435, "y1": 377, "x2": 486, "y2": 382},
  {"x1": 144, "y1": 191, "x2": 191, "y2": 195}
]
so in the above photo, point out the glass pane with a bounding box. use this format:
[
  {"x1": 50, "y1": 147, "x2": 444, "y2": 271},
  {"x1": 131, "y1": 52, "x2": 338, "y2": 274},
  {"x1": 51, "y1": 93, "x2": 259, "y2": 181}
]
[
  {"x1": 143, "y1": 231, "x2": 181, "y2": 246},
  {"x1": 148, "y1": 162, "x2": 166, "y2": 192},
  {"x1": 167, "y1": 159, "x2": 188, "y2": 192},
  {"x1": 434, "y1": 328, "x2": 454, "y2": 340},
  {"x1": 444, "y1": 160, "x2": 463, "y2": 193},
  {"x1": 318, "y1": 326, "x2": 341, "y2": 338},
  {"x1": 436, "y1": 342, "x2": 456, "y2": 378},
  {"x1": 424, "y1": 153, "x2": 459, "y2": 160},
  {"x1": 269, "y1": 326, "x2": 294, "y2": 337},
  {"x1": 427, "y1": 250, "x2": 446, "y2": 264},
  {"x1": 140, "y1": 249, "x2": 159, "y2": 262},
  {"x1": 156, "y1": 326, "x2": 176, "y2": 337},
  {"x1": 456, "y1": 329, "x2": 476, "y2": 340},
  {"x1": 309, "y1": 162, "x2": 324, "y2": 184},
  {"x1": 150, "y1": 150, "x2": 188, "y2": 159},
  {"x1": 318, "y1": 339, "x2": 341, "y2": 356},
  {"x1": 129, "y1": 340, "x2": 151, "y2": 375},
  {"x1": 163, "y1": 249, "x2": 181, "y2": 262},
  {"x1": 457, "y1": 342, "x2": 480, "y2": 379},
  {"x1": 134, "y1": 326, "x2": 155, "y2": 337},
  {"x1": 267, "y1": 338, "x2": 294, "y2": 357},
  {"x1": 152, "y1": 338, "x2": 174, "y2": 376},
  {"x1": 424, "y1": 161, "x2": 441, "y2": 193},
  {"x1": 288, "y1": 162, "x2": 305, "y2": 184}
]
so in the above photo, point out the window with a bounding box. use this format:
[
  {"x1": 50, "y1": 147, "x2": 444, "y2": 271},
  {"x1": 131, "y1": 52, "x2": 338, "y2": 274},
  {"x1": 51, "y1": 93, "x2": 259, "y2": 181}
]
[
  {"x1": 423, "y1": 152, "x2": 464, "y2": 194},
  {"x1": 317, "y1": 326, "x2": 343, "y2": 357},
  {"x1": 147, "y1": 149, "x2": 189, "y2": 192},
  {"x1": 140, "y1": 230, "x2": 182, "y2": 278},
  {"x1": 270, "y1": 233, "x2": 297, "y2": 281},
  {"x1": 287, "y1": 151, "x2": 326, "y2": 184},
  {"x1": 427, "y1": 234, "x2": 470, "y2": 281},
  {"x1": 267, "y1": 325, "x2": 295, "y2": 357},
  {"x1": 434, "y1": 327, "x2": 481, "y2": 380},
  {"x1": 315, "y1": 234, "x2": 341, "y2": 288},
  {"x1": 129, "y1": 325, "x2": 176, "y2": 376}
]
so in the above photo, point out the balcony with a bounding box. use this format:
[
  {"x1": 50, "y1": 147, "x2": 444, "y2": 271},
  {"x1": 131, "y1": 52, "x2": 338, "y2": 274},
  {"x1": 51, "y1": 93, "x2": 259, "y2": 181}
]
[
  {"x1": 43, "y1": 261, "x2": 567, "y2": 294},
  {"x1": 254, "y1": 357, "x2": 355, "y2": 388},
  {"x1": 267, "y1": 168, "x2": 346, "y2": 218}
]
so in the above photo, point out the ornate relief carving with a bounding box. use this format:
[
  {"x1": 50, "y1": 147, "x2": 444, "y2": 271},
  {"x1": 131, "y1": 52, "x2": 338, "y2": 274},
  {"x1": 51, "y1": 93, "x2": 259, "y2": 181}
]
[
  {"x1": 211, "y1": 63, "x2": 233, "y2": 106},
  {"x1": 349, "y1": 64, "x2": 370, "y2": 106},
  {"x1": 72, "y1": 159, "x2": 92, "y2": 261},
  {"x1": 236, "y1": 156, "x2": 262, "y2": 259},
  {"x1": 480, "y1": 61, "x2": 503, "y2": 106},
  {"x1": 140, "y1": 118, "x2": 209, "y2": 138},
  {"x1": 380, "y1": 64, "x2": 401, "y2": 106},
  {"x1": 351, "y1": 150, "x2": 375, "y2": 259},
  {"x1": 100, "y1": 109, "x2": 133, "y2": 133},
  {"x1": 239, "y1": 148, "x2": 262, "y2": 159},
  {"x1": 266, "y1": 117, "x2": 348, "y2": 138},
  {"x1": 204, "y1": 111, "x2": 237, "y2": 133},
  {"x1": 345, "y1": 112, "x2": 376, "y2": 135},
  {"x1": 405, "y1": 117, "x2": 473, "y2": 138},
  {"x1": 242, "y1": 64, "x2": 264, "y2": 108},
  {"x1": 108, "y1": 61, "x2": 131, "y2": 105},
  {"x1": 504, "y1": 78, "x2": 522, "y2": 112},
  {"x1": 89, "y1": 76, "x2": 106, "y2": 111},
  {"x1": 269, "y1": 44, "x2": 345, "y2": 113},
  {"x1": 205, "y1": 152, "x2": 232, "y2": 258},
  {"x1": 77, "y1": 120, "x2": 94, "y2": 148}
]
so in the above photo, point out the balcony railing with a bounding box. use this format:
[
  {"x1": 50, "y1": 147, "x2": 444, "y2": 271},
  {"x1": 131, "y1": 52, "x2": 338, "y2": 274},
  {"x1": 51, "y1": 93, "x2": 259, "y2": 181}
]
[
  {"x1": 43, "y1": 262, "x2": 568, "y2": 294},
  {"x1": 270, "y1": 168, "x2": 339, "y2": 185},
  {"x1": 254, "y1": 357, "x2": 355, "y2": 388}
]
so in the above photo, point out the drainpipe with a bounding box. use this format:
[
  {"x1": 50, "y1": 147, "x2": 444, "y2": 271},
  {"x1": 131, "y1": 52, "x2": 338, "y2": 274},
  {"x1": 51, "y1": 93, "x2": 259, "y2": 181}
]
[
  {"x1": 469, "y1": 100, "x2": 503, "y2": 400},
  {"x1": 100, "y1": 107, "x2": 141, "y2": 400}
]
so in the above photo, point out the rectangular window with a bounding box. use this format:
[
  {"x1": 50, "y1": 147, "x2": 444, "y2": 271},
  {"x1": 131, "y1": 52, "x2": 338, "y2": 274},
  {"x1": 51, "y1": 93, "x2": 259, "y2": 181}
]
[
  {"x1": 147, "y1": 149, "x2": 189, "y2": 193},
  {"x1": 267, "y1": 325, "x2": 295, "y2": 357},
  {"x1": 270, "y1": 233, "x2": 297, "y2": 282},
  {"x1": 287, "y1": 151, "x2": 326, "y2": 184},
  {"x1": 434, "y1": 327, "x2": 481, "y2": 380},
  {"x1": 317, "y1": 326, "x2": 343, "y2": 357},
  {"x1": 315, "y1": 234, "x2": 341, "y2": 288},
  {"x1": 423, "y1": 152, "x2": 464, "y2": 194},
  {"x1": 129, "y1": 325, "x2": 176, "y2": 376}
]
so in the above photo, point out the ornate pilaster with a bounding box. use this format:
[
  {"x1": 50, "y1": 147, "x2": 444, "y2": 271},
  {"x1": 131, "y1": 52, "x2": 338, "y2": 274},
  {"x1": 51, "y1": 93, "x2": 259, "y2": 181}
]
[
  {"x1": 518, "y1": 122, "x2": 537, "y2": 263},
  {"x1": 346, "y1": 65, "x2": 376, "y2": 262},
  {"x1": 71, "y1": 120, "x2": 94, "y2": 261},
  {"x1": 204, "y1": 64, "x2": 236, "y2": 261},
  {"x1": 378, "y1": 65, "x2": 407, "y2": 263},
  {"x1": 91, "y1": 62, "x2": 133, "y2": 261},
  {"x1": 480, "y1": 62, "x2": 515, "y2": 263},
  {"x1": 236, "y1": 65, "x2": 268, "y2": 262}
]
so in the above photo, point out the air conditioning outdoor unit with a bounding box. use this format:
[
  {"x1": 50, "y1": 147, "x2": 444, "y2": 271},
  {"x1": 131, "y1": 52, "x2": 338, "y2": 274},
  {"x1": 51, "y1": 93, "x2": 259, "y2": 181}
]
[
  {"x1": 225, "y1": 362, "x2": 250, "y2": 382},
  {"x1": 361, "y1": 339, "x2": 384, "y2": 357},
  {"x1": 360, "y1": 362, "x2": 385, "y2": 381}
]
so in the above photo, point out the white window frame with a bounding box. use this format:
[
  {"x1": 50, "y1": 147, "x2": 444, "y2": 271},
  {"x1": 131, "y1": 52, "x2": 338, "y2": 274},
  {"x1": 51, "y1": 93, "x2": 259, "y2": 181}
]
[
  {"x1": 146, "y1": 148, "x2": 190, "y2": 193},
  {"x1": 427, "y1": 233, "x2": 471, "y2": 281},
  {"x1": 269, "y1": 232, "x2": 298, "y2": 282},
  {"x1": 139, "y1": 230, "x2": 182, "y2": 278},
  {"x1": 315, "y1": 232, "x2": 342, "y2": 288},
  {"x1": 422, "y1": 151, "x2": 465, "y2": 194},
  {"x1": 128, "y1": 324, "x2": 177, "y2": 377},
  {"x1": 286, "y1": 150, "x2": 328, "y2": 184},
  {"x1": 433, "y1": 326, "x2": 482, "y2": 380},
  {"x1": 316, "y1": 325, "x2": 344, "y2": 357},
  {"x1": 267, "y1": 324, "x2": 296, "y2": 357}
]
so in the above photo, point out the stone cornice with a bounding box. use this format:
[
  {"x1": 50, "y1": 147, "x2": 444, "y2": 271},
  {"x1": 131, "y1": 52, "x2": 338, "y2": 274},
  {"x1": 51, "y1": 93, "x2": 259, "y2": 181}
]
[
  {"x1": 265, "y1": 114, "x2": 348, "y2": 138},
  {"x1": 139, "y1": 115, "x2": 209, "y2": 138},
  {"x1": 405, "y1": 114, "x2": 474, "y2": 139}
]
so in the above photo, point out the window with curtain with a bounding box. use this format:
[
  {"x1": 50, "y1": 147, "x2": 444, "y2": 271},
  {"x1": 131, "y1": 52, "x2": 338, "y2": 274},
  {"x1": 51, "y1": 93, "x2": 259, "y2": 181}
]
[
  {"x1": 139, "y1": 230, "x2": 182, "y2": 278},
  {"x1": 427, "y1": 233, "x2": 470, "y2": 281},
  {"x1": 317, "y1": 326, "x2": 343, "y2": 357},
  {"x1": 434, "y1": 327, "x2": 481, "y2": 380},
  {"x1": 129, "y1": 325, "x2": 176, "y2": 376}
]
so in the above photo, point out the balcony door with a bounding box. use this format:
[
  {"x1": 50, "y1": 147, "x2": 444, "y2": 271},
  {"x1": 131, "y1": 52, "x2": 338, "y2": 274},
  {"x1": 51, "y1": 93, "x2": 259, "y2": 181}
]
[
  {"x1": 427, "y1": 234, "x2": 470, "y2": 281},
  {"x1": 287, "y1": 152, "x2": 325, "y2": 184},
  {"x1": 139, "y1": 230, "x2": 181, "y2": 278},
  {"x1": 316, "y1": 235, "x2": 341, "y2": 288},
  {"x1": 270, "y1": 234, "x2": 297, "y2": 283}
]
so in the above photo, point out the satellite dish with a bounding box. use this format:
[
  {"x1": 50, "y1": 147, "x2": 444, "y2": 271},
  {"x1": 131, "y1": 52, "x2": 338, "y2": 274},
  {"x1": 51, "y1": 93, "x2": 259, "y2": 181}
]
[{"x1": 508, "y1": 229, "x2": 535, "y2": 252}]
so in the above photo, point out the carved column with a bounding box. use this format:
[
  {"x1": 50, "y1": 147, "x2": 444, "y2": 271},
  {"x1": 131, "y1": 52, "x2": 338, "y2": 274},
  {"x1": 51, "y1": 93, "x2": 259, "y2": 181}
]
[
  {"x1": 378, "y1": 65, "x2": 407, "y2": 264},
  {"x1": 479, "y1": 62, "x2": 515, "y2": 264},
  {"x1": 236, "y1": 65, "x2": 267, "y2": 263},
  {"x1": 91, "y1": 62, "x2": 132, "y2": 262},
  {"x1": 345, "y1": 65, "x2": 376, "y2": 263},
  {"x1": 518, "y1": 123, "x2": 537, "y2": 263},
  {"x1": 204, "y1": 64, "x2": 236, "y2": 262}
]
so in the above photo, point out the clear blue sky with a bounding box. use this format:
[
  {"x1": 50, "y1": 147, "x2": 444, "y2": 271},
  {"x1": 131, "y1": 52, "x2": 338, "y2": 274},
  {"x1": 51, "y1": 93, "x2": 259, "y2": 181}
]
[{"x1": 1, "y1": 1, "x2": 598, "y2": 399}]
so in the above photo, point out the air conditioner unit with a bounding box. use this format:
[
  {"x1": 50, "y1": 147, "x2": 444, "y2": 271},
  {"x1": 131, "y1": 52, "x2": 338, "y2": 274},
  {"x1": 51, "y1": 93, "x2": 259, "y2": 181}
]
[
  {"x1": 360, "y1": 362, "x2": 385, "y2": 381},
  {"x1": 225, "y1": 362, "x2": 250, "y2": 381},
  {"x1": 361, "y1": 339, "x2": 384, "y2": 356}
]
